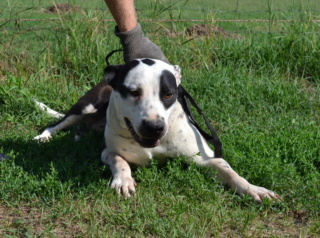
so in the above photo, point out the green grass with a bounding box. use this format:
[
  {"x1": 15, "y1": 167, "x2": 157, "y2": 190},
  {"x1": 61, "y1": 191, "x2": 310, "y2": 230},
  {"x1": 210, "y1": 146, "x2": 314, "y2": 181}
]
[{"x1": 1, "y1": 0, "x2": 320, "y2": 237}]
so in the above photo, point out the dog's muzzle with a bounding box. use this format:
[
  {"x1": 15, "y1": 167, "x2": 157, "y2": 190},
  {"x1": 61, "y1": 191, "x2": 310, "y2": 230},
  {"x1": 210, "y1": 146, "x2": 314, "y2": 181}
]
[{"x1": 125, "y1": 118, "x2": 166, "y2": 148}]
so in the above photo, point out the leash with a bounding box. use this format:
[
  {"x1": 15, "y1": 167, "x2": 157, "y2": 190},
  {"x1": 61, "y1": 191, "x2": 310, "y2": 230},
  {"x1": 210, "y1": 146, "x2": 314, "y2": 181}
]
[
  {"x1": 178, "y1": 86, "x2": 223, "y2": 158},
  {"x1": 105, "y1": 50, "x2": 223, "y2": 158},
  {"x1": 105, "y1": 49, "x2": 123, "y2": 65}
]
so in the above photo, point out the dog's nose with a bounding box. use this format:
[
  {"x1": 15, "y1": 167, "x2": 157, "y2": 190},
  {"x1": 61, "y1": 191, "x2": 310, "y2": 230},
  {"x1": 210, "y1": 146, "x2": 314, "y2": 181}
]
[{"x1": 140, "y1": 118, "x2": 165, "y2": 138}]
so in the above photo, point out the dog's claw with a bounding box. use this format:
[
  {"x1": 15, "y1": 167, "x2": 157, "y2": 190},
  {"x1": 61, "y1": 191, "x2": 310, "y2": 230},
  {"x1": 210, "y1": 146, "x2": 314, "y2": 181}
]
[
  {"x1": 33, "y1": 129, "x2": 53, "y2": 142},
  {"x1": 246, "y1": 184, "x2": 281, "y2": 203},
  {"x1": 33, "y1": 135, "x2": 51, "y2": 142},
  {"x1": 111, "y1": 177, "x2": 136, "y2": 198}
]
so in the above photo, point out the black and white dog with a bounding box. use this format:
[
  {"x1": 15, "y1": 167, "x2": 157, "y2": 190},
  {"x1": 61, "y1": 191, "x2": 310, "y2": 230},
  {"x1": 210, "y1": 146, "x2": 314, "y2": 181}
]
[{"x1": 34, "y1": 58, "x2": 280, "y2": 203}]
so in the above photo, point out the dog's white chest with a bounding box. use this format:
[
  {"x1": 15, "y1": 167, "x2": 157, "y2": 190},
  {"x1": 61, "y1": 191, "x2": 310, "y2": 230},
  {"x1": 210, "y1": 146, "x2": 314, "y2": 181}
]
[
  {"x1": 106, "y1": 138, "x2": 182, "y2": 166},
  {"x1": 104, "y1": 126, "x2": 151, "y2": 165}
]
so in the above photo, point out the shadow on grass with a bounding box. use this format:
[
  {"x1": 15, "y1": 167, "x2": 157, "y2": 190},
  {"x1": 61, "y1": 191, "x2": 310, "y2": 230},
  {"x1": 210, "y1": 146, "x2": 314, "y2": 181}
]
[{"x1": 1, "y1": 130, "x2": 112, "y2": 188}]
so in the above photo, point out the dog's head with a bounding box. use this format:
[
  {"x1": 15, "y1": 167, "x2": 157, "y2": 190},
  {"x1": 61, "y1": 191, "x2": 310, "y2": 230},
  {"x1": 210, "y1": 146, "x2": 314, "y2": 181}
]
[{"x1": 104, "y1": 58, "x2": 182, "y2": 148}]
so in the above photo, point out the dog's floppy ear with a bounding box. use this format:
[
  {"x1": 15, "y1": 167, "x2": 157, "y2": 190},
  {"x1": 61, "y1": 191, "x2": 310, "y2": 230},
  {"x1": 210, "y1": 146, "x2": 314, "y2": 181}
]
[
  {"x1": 173, "y1": 65, "x2": 182, "y2": 86},
  {"x1": 104, "y1": 64, "x2": 123, "y2": 88}
]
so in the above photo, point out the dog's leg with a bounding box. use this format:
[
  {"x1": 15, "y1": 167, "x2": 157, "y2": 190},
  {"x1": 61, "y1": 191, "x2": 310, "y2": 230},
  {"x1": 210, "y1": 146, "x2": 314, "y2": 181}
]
[
  {"x1": 34, "y1": 81, "x2": 112, "y2": 141},
  {"x1": 101, "y1": 148, "x2": 136, "y2": 198},
  {"x1": 34, "y1": 114, "x2": 83, "y2": 141},
  {"x1": 192, "y1": 156, "x2": 281, "y2": 203},
  {"x1": 33, "y1": 99, "x2": 65, "y2": 119}
]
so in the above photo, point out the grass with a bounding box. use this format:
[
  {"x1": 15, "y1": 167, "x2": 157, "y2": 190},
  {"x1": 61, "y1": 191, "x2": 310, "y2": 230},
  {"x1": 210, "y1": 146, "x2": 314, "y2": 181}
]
[{"x1": 1, "y1": 0, "x2": 320, "y2": 237}]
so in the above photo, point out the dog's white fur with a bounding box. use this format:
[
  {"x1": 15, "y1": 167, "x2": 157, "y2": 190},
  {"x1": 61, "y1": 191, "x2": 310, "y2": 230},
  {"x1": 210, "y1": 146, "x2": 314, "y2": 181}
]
[
  {"x1": 33, "y1": 99, "x2": 64, "y2": 119},
  {"x1": 101, "y1": 59, "x2": 280, "y2": 202},
  {"x1": 34, "y1": 59, "x2": 280, "y2": 203}
]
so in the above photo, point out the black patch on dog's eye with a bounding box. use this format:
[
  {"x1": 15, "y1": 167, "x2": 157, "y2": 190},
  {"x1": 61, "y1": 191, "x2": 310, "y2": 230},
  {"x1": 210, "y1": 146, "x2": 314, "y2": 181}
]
[
  {"x1": 105, "y1": 60, "x2": 140, "y2": 98},
  {"x1": 159, "y1": 70, "x2": 178, "y2": 109},
  {"x1": 142, "y1": 58, "x2": 155, "y2": 66},
  {"x1": 129, "y1": 88, "x2": 142, "y2": 98},
  {"x1": 118, "y1": 85, "x2": 143, "y2": 99}
]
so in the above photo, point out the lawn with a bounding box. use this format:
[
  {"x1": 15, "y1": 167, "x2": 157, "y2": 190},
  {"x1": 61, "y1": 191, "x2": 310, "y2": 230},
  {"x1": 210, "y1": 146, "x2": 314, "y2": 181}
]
[{"x1": 0, "y1": 0, "x2": 319, "y2": 237}]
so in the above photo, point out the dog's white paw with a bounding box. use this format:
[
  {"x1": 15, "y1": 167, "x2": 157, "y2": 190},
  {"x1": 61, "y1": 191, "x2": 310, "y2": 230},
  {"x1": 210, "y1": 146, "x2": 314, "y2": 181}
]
[
  {"x1": 33, "y1": 135, "x2": 52, "y2": 142},
  {"x1": 245, "y1": 184, "x2": 281, "y2": 203},
  {"x1": 33, "y1": 128, "x2": 54, "y2": 142},
  {"x1": 33, "y1": 130, "x2": 53, "y2": 142},
  {"x1": 111, "y1": 176, "x2": 137, "y2": 198}
]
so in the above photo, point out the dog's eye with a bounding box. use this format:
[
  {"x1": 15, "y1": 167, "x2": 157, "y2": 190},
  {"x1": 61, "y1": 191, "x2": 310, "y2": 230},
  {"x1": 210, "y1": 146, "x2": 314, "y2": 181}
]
[
  {"x1": 165, "y1": 93, "x2": 173, "y2": 100},
  {"x1": 130, "y1": 90, "x2": 141, "y2": 97}
]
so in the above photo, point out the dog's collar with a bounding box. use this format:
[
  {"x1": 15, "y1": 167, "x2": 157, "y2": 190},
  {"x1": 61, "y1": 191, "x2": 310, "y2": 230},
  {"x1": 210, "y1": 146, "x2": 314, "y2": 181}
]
[{"x1": 178, "y1": 86, "x2": 223, "y2": 158}]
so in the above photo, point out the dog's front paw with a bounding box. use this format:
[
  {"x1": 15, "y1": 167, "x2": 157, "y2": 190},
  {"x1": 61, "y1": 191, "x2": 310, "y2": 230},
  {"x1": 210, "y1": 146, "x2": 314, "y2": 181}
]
[
  {"x1": 33, "y1": 130, "x2": 53, "y2": 142},
  {"x1": 245, "y1": 184, "x2": 281, "y2": 203},
  {"x1": 111, "y1": 176, "x2": 137, "y2": 198}
]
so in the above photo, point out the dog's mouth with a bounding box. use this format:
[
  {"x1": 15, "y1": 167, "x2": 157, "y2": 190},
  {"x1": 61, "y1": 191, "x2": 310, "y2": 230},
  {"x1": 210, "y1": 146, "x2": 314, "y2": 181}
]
[{"x1": 124, "y1": 118, "x2": 161, "y2": 148}]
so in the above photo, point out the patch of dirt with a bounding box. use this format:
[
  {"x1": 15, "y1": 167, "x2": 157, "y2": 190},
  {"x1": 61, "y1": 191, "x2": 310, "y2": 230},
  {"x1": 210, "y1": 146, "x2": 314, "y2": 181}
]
[
  {"x1": 166, "y1": 24, "x2": 241, "y2": 39},
  {"x1": 45, "y1": 3, "x2": 81, "y2": 14},
  {"x1": 214, "y1": 209, "x2": 317, "y2": 238},
  {"x1": 0, "y1": 204, "x2": 85, "y2": 237},
  {"x1": 0, "y1": 60, "x2": 11, "y2": 83},
  {"x1": 185, "y1": 24, "x2": 241, "y2": 39},
  {"x1": 243, "y1": 211, "x2": 313, "y2": 238}
]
